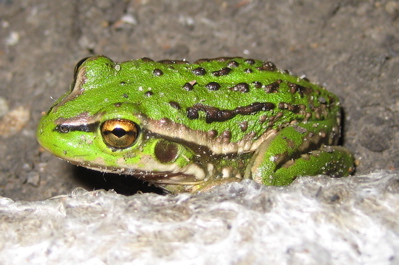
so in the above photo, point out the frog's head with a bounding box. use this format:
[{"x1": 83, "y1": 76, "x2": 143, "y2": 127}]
[
  {"x1": 37, "y1": 56, "x2": 206, "y2": 186},
  {"x1": 37, "y1": 101, "x2": 205, "y2": 185}
]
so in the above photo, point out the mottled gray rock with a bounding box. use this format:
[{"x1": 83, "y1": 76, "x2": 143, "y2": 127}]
[{"x1": 1, "y1": 171, "x2": 398, "y2": 265}]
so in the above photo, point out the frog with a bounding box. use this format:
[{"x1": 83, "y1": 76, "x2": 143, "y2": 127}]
[{"x1": 37, "y1": 55, "x2": 354, "y2": 193}]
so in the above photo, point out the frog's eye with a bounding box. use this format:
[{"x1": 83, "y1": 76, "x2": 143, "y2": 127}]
[{"x1": 101, "y1": 119, "x2": 139, "y2": 149}]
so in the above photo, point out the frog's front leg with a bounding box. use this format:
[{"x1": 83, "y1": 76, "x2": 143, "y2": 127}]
[{"x1": 246, "y1": 119, "x2": 354, "y2": 186}]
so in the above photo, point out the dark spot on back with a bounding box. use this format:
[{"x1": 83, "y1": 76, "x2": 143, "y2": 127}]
[
  {"x1": 264, "y1": 80, "x2": 282, "y2": 93},
  {"x1": 182, "y1": 82, "x2": 194, "y2": 91},
  {"x1": 227, "y1": 60, "x2": 239, "y2": 68},
  {"x1": 205, "y1": 82, "x2": 221, "y2": 91},
  {"x1": 288, "y1": 82, "x2": 313, "y2": 97},
  {"x1": 186, "y1": 102, "x2": 275, "y2": 123},
  {"x1": 257, "y1": 61, "x2": 277, "y2": 71},
  {"x1": 253, "y1": 81, "x2": 262, "y2": 88},
  {"x1": 169, "y1": 101, "x2": 181, "y2": 110},
  {"x1": 153, "y1": 69, "x2": 164, "y2": 76},
  {"x1": 244, "y1": 59, "x2": 255, "y2": 65},
  {"x1": 230, "y1": 83, "x2": 250, "y2": 93},
  {"x1": 192, "y1": 67, "x2": 207, "y2": 76},
  {"x1": 212, "y1": 67, "x2": 231, "y2": 76},
  {"x1": 141, "y1": 57, "x2": 154, "y2": 62}
]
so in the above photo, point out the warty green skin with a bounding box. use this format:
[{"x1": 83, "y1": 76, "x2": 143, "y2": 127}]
[{"x1": 37, "y1": 56, "x2": 354, "y2": 193}]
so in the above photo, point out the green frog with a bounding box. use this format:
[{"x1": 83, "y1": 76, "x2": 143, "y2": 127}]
[{"x1": 37, "y1": 56, "x2": 354, "y2": 193}]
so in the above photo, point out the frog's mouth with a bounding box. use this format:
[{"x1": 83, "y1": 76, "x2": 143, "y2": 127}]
[
  {"x1": 130, "y1": 170, "x2": 203, "y2": 185},
  {"x1": 73, "y1": 161, "x2": 204, "y2": 186},
  {"x1": 141, "y1": 175, "x2": 204, "y2": 185}
]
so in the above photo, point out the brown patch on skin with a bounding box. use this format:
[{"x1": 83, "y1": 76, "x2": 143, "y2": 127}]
[
  {"x1": 212, "y1": 67, "x2": 232, "y2": 76},
  {"x1": 271, "y1": 153, "x2": 287, "y2": 167},
  {"x1": 312, "y1": 103, "x2": 330, "y2": 120},
  {"x1": 230, "y1": 83, "x2": 250, "y2": 93},
  {"x1": 205, "y1": 82, "x2": 221, "y2": 91},
  {"x1": 182, "y1": 82, "x2": 195, "y2": 91},
  {"x1": 152, "y1": 69, "x2": 164, "y2": 76},
  {"x1": 242, "y1": 131, "x2": 257, "y2": 143},
  {"x1": 186, "y1": 102, "x2": 275, "y2": 123},
  {"x1": 227, "y1": 60, "x2": 239, "y2": 68},
  {"x1": 278, "y1": 102, "x2": 301, "y2": 113},
  {"x1": 239, "y1": 121, "x2": 248, "y2": 132},
  {"x1": 169, "y1": 101, "x2": 181, "y2": 110},
  {"x1": 141, "y1": 57, "x2": 154, "y2": 62},
  {"x1": 154, "y1": 140, "x2": 179, "y2": 163},
  {"x1": 157, "y1": 59, "x2": 188, "y2": 64},
  {"x1": 264, "y1": 80, "x2": 282, "y2": 93},
  {"x1": 55, "y1": 111, "x2": 101, "y2": 126},
  {"x1": 257, "y1": 61, "x2": 277, "y2": 71},
  {"x1": 236, "y1": 102, "x2": 275, "y2": 114},
  {"x1": 253, "y1": 81, "x2": 262, "y2": 88},
  {"x1": 267, "y1": 112, "x2": 284, "y2": 127},
  {"x1": 186, "y1": 104, "x2": 234, "y2": 122},
  {"x1": 259, "y1": 115, "x2": 267, "y2": 123},
  {"x1": 207, "y1": 130, "x2": 218, "y2": 138},
  {"x1": 194, "y1": 57, "x2": 237, "y2": 64},
  {"x1": 244, "y1": 59, "x2": 255, "y2": 65},
  {"x1": 221, "y1": 130, "x2": 232, "y2": 144},
  {"x1": 192, "y1": 67, "x2": 207, "y2": 76},
  {"x1": 287, "y1": 82, "x2": 313, "y2": 97}
]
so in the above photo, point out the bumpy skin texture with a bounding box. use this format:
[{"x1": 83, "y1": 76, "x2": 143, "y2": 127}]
[{"x1": 37, "y1": 56, "x2": 354, "y2": 193}]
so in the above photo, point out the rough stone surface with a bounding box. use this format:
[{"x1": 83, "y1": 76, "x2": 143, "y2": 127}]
[{"x1": 1, "y1": 171, "x2": 398, "y2": 264}]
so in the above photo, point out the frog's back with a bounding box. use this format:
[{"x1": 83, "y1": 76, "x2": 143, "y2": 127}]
[{"x1": 73, "y1": 56, "x2": 340, "y2": 153}]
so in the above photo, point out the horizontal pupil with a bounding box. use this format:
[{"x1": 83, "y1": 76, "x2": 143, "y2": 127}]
[{"x1": 111, "y1": 128, "x2": 127, "y2": 138}]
